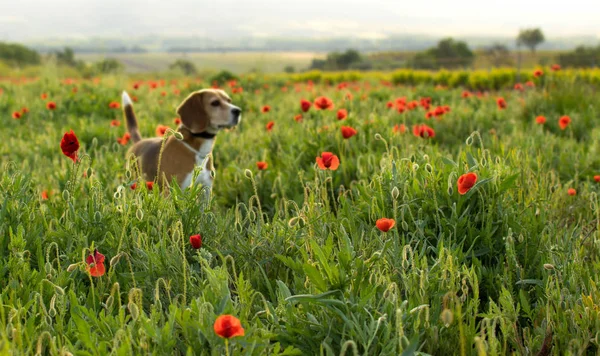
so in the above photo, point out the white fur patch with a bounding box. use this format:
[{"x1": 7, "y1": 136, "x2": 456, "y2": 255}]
[
  {"x1": 179, "y1": 139, "x2": 214, "y2": 192},
  {"x1": 122, "y1": 91, "x2": 132, "y2": 106}
]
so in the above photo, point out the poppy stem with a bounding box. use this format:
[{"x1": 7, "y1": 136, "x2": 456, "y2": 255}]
[{"x1": 225, "y1": 339, "x2": 230, "y2": 356}]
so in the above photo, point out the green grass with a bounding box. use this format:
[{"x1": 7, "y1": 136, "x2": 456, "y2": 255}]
[{"x1": 1, "y1": 69, "x2": 600, "y2": 355}]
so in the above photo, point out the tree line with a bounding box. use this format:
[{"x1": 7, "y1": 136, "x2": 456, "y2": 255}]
[{"x1": 309, "y1": 28, "x2": 599, "y2": 71}]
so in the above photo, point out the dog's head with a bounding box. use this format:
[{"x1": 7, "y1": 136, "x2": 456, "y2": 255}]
[{"x1": 176, "y1": 89, "x2": 241, "y2": 134}]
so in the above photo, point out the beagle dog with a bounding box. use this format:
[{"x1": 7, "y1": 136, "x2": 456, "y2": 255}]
[{"x1": 121, "y1": 89, "x2": 241, "y2": 192}]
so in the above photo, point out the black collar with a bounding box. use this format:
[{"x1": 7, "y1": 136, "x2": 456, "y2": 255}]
[
  {"x1": 189, "y1": 131, "x2": 216, "y2": 139},
  {"x1": 181, "y1": 126, "x2": 217, "y2": 139}
]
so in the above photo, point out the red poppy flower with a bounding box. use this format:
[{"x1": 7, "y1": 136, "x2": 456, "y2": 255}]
[
  {"x1": 261, "y1": 105, "x2": 270, "y2": 113},
  {"x1": 567, "y1": 188, "x2": 576, "y2": 196},
  {"x1": 12, "y1": 111, "x2": 21, "y2": 119},
  {"x1": 41, "y1": 93, "x2": 48, "y2": 100},
  {"x1": 294, "y1": 114, "x2": 303, "y2": 122},
  {"x1": 341, "y1": 126, "x2": 357, "y2": 139},
  {"x1": 110, "y1": 120, "x2": 121, "y2": 127},
  {"x1": 109, "y1": 101, "x2": 120, "y2": 109},
  {"x1": 133, "y1": 83, "x2": 140, "y2": 90},
  {"x1": 41, "y1": 190, "x2": 49, "y2": 200},
  {"x1": 412, "y1": 124, "x2": 435, "y2": 138},
  {"x1": 190, "y1": 234, "x2": 202, "y2": 249},
  {"x1": 266, "y1": 121, "x2": 274, "y2": 131},
  {"x1": 132, "y1": 96, "x2": 138, "y2": 102},
  {"x1": 514, "y1": 83, "x2": 524, "y2": 91},
  {"x1": 457, "y1": 172, "x2": 478, "y2": 195},
  {"x1": 130, "y1": 183, "x2": 137, "y2": 190},
  {"x1": 393, "y1": 124, "x2": 406, "y2": 134},
  {"x1": 461, "y1": 91, "x2": 471, "y2": 98},
  {"x1": 407, "y1": 101, "x2": 418, "y2": 110},
  {"x1": 496, "y1": 98, "x2": 507, "y2": 110},
  {"x1": 117, "y1": 132, "x2": 131, "y2": 145},
  {"x1": 21, "y1": 107, "x2": 29, "y2": 114},
  {"x1": 337, "y1": 109, "x2": 348, "y2": 120},
  {"x1": 316, "y1": 152, "x2": 340, "y2": 170},
  {"x1": 344, "y1": 92, "x2": 353, "y2": 100},
  {"x1": 46, "y1": 101, "x2": 57, "y2": 110},
  {"x1": 256, "y1": 161, "x2": 268, "y2": 170},
  {"x1": 558, "y1": 116, "x2": 571, "y2": 130},
  {"x1": 60, "y1": 129, "x2": 80, "y2": 162},
  {"x1": 300, "y1": 99, "x2": 312, "y2": 112},
  {"x1": 160, "y1": 91, "x2": 167, "y2": 97},
  {"x1": 525, "y1": 81, "x2": 535, "y2": 88},
  {"x1": 174, "y1": 118, "x2": 182, "y2": 125},
  {"x1": 214, "y1": 315, "x2": 245, "y2": 338},
  {"x1": 595, "y1": 175, "x2": 600, "y2": 183},
  {"x1": 535, "y1": 116, "x2": 546, "y2": 125},
  {"x1": 85, "y1": 249, "x2": 106, "y2": 277},
  {"x1": 533, "y1": 69, "x2": 544, "y2": 78},
  {"x1": 395, "y1": 97, "x2": 407, "y2": 105},
  {"x1": 376, "y1": 218, "x2": 395, "y2": 232},
  {"x1": 314, "y1": 96, "x2": 334, "y2": 110},
  {"x1": 551, "y1": 64, "x2": 561, "y2": 72},
  {"x1": 146, "y1": 181, "x2": 154, "y2": 190},
  {"x1": 156, "y1": 125, "x2": 169, "y2": 136},
  {"x1": 434, "y1": 106, "x2": 445, "y2": 117}
]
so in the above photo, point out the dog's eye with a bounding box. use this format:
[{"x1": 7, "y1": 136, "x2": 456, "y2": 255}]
[{"x1": 210, "y1": 100, "x2": 220, "y2": 107}]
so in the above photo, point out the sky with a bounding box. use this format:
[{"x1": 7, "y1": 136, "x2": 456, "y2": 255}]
[{"x1": 1, "y1": 0, "x2": 599, "y2": 41}]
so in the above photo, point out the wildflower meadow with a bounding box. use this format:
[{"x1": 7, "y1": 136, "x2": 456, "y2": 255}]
[{"x1": 2, "y1": 66, "x2": 600, "y2": 355}]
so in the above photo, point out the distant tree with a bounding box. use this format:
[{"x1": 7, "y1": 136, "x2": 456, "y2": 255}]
[
  {"x1": 94, "y1": 58, "x2": 123, "y2": 74},
  {"x1": 309, "y1": 58, "x2": 326, "y2": 70},
  {"x1": 558, "y1": 45, "x2": 600, "y2": 68},
  {"x1": 334, "y1": 49, "x2": 362, "y2": 69},
  {"x1": 517, "y1": 28, "x2": 545, "y2": 53},
  {"x1": 412, "y1": 38, "x2": 474, "y2": 69},
  {"x1": 55, "y1": 47, "x2": 78, "y2": 67},
  {"x1": 283, "y1": 65, "x2": 295, "y2": 73},
  {"x1": 169, "y1": 59, "x2": 197, "y2": 75},
  {"x1": 485, "y1": 44, "x2": 513, "y2": 67},
  {"x1": 0, "y1": 42, "x2": 41, "y2": 66},
  {"x1": 309, "y1": 49, "x2": 364, "y2": 71}
]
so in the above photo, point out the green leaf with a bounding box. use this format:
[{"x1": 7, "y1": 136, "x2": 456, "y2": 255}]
[
  {"x1": 515, "y1": 279, "x2": 543, "y2": 286},
  {"x1": 466, "y1": 152, "x2": 478, "y2": 168},
  {"x1": 441, "y1": 156, "x2": 458, "y2": 167},
  {"x1": 498, "y1": 173, "x2": 519, "y2": 193},
  {"x1": 302, "y1": 264, "x2": 328, "y2": 292}
]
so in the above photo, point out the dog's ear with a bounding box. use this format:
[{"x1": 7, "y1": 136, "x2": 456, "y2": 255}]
[{"x1": 176, "y1": 91, "x2": 209, "y2": 133}]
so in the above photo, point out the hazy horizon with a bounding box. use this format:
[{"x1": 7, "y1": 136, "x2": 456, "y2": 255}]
[{"x1": 2, "y1": 0, "x2": 599, "y2": 42}]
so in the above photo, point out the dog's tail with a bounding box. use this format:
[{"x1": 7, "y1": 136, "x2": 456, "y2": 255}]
[{"x1": 122, "y1": 91, "x2": 141, "y2": 143}]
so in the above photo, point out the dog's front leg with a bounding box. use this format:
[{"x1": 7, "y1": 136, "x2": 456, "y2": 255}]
[{"x1": 195, "y1": 157, "x2": 213, "y2": 207}]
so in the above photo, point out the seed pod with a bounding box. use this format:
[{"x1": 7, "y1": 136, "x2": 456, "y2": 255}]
[
  {"x1": 128, "y1": 302, "x2": 139, "y2": 321},
  {"x1": 391, "y1": 187, "x2": 400, "y2": 200},
  {"x1": 136, "y1": 208, "x2": 144, "y2": 221},
  {"x1": 105, "y1": 295, "x2": 114, "y2": 311}
]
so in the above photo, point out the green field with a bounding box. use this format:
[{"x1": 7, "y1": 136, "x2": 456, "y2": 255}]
[
  {"x1": 77, "y1": 52, "x2": 323, "y2": 74},
  {"x1": 1, "y1": 69, "x2": 600, "y2": 354}
]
